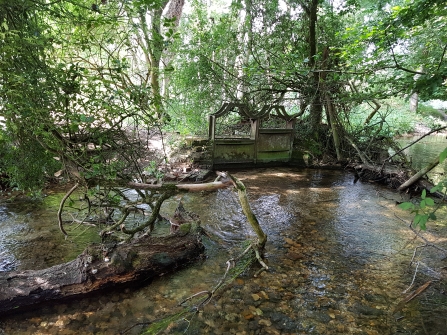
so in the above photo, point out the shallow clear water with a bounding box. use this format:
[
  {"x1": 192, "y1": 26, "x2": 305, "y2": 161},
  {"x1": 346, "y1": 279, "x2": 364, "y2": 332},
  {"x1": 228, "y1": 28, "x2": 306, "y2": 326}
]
[
  {"x1": 0, "y1": 168, "x2": 446, "y2": 334},
  {"x1": 0, "y1": 193, "x2": 100, "y2": 272},
  {"x1": 398, "y1": 135, "x2": 447, "y2": 184}
]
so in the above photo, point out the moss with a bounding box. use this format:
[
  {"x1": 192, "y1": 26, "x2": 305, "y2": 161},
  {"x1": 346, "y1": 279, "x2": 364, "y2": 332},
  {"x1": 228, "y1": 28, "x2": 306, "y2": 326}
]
[
  {"x1": 142, "y1": 309, "x2": 189, "y2": 334},
  {"x1": 179, "y1": 223, "x2": 191, "y2": 233}
]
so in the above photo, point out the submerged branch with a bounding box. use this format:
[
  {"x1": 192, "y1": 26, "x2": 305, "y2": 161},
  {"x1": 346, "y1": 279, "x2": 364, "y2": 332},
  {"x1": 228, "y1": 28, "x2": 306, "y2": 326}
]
[
  {"x1": 58, "y1": 182, "x2": 79, "y2": 236},
  {"x1": 120, "y1": 191, "x2": 174, "y2": 236},
  {"x1": 226, "y1": 173, "x2": 267, "y2": 248},
  {"x1": 398, "y1": 156, "x2": 440, "y2": 191}
]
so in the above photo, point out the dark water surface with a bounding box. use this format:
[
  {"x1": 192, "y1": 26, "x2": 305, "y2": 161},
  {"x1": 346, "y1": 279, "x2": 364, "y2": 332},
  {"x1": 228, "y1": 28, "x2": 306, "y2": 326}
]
[{"x1": 0, "y1": 168, "x2": 446, "y2": 334}]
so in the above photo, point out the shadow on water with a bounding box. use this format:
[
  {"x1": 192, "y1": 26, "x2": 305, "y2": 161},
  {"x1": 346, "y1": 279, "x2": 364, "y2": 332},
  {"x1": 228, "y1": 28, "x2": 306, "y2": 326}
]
[
  {"x1": 0, "y1": 193, "x2": 100, "y2": 272},
  {"x1": 0, "y1": 168, "x2": 447, "y2": 334}
]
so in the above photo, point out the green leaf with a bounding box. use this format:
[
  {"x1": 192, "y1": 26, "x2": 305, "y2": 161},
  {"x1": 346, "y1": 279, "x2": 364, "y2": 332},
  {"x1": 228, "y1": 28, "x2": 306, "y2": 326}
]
[
  {"x1": 430, "y1": 185, "x2": 440, "y2": 193},
  {"x1": 398, "y1": 202, "x2": 413, "y2": 210},
  {"x1": 413, "y1": 213, "x2": 422, "y2": 225},
  {"x1": 414, "y1": 214, "x2": 429, "y2": 230},
  {"x1": 425, "y1": 197, "x2": 435, "y2": 206},
  {"x1": 420, "y1": 199, "x2": 426, "y2": 209},
  {"x1": 439, "y1": 147, "x2": 447, "y2": 163},
  {"x1": 421, "y1": 189, "x2": 426, "y2": 199},
  {"x1": 429, "y1": 212, "x2": 437, "y2": 220}
]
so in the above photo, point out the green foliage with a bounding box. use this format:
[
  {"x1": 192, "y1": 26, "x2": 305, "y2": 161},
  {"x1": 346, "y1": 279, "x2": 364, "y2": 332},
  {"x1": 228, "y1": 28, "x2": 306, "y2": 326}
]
[
  {"x1": 340, "y1": 0, "x2": 447, "y2": 101},
  {"x1": 1, "y1": 0, "x2": 446, "y2": 192},
  {"x1": 398, "y1": 189, "x2": 436, "y2": 230},
  {"x1": 417, "y1": 104, "x2": 447, "y2": 130},
  {"x1": 348, "y1": 98, "x2": 414, "y2": 136},
  {"x1": 439, "y1": 147, "x2": 447, "y2": 164},
  {"x1": 399, "y1": 147, "x2": 447, "y2": 230},
  {"x1": 0, "y1": 132, "x2": 61, "y2": 191},
  {"x1": 144, "y1": 161, "x2": 165, "y2": 180}
]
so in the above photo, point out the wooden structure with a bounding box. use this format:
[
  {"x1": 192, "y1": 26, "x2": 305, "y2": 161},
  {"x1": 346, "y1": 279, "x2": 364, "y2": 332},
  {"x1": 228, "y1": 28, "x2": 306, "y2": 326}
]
[{"x1": 208, "y1": 103, "x2": 298, "y2": 167}]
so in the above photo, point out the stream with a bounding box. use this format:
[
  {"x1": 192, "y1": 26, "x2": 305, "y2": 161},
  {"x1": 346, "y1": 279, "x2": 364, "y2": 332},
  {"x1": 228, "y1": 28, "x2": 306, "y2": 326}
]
[{"x1": 1, "y1": 143, "x2": 447, "y2": 334}]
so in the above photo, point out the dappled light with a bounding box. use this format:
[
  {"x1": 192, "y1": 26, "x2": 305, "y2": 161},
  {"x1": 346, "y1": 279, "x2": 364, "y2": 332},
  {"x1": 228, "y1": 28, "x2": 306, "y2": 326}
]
[
  {"x1": 1, "y1": 0, "x2": 447, "y2": 333},
  {"x1": 1, "y1": 168, "x2": 447, "y2": 334}
]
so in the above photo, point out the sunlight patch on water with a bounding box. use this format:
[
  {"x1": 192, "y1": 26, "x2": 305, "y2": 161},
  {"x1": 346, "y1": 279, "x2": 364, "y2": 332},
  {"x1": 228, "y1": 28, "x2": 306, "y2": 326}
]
[{"x1": 0, "y1": 168, "x2": 446, "y2": 334}]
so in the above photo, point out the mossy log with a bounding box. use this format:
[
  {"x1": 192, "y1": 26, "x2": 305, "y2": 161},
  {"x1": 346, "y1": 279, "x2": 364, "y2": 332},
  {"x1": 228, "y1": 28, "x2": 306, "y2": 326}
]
[{"x1": 0, "y1": 225, "x2": 203, "y2": 316}]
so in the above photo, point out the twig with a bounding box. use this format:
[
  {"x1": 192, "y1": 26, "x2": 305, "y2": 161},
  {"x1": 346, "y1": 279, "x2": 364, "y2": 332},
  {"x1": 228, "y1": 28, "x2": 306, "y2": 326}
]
[
  {"x1": 179, "y1": 242, "x2": 267, "y2": 312},
  {"x1": 179, "y1": 291, "x2": 212, "y2": 306},
  {"x1": 395, "y1": 214, "x2": 447, "y2": 256},
  {"x1": 394, "y1": 281, "x2": 433, "y2": 314},
  {"x1": 408, "y1": 223, "x2": 447, "y2": 255},
  {"x1": 403, "y1": 261, "x2": 420, "y2": 293},
  {"x1": 387, "y1": 126, "x2": 447, "y2": 163},
  {"x1": 58, "y1": 182, "x2": 79, "y2": 236},
  {"x1": 408, "y1": 244, "x2": 426, "y2": 268},
  {"x1": 252, "y1": 244, "x2": 269, "y2": 271}
]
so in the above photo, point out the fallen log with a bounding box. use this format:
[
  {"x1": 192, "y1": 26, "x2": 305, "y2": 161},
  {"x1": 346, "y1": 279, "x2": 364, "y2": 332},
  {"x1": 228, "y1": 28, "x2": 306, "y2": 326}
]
[
  {"x1": 0, "y1": 224, "x2": 204, "y2": 316},
  {"x1": 352, "y1": 163, "x2": 410, "y2": 188},
  {"x1": 398, "y1": 155, "x2": 440, "y2": 191},
  {"x1": 351, "y1": 163, "x2": 445, "y2": 197}
]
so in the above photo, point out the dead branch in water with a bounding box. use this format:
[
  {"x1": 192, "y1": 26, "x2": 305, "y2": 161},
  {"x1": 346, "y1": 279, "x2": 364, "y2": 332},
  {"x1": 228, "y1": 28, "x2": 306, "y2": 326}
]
[
  {"x1": 398, "y1": 156, "x2": 440, "y2": 191},
  {"x1": 223, "y1": 172, "x2": 267, "y2": 248},
  {"x1": 58, "y1": 182, "x2": 79, "y2": 236},
  {"x1": 132, "y1": 171, "x2": 269, "y2": 334}
]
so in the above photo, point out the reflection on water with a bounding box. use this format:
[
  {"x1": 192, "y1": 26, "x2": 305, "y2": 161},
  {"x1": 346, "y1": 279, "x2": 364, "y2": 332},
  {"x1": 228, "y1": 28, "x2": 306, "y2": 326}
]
[
  {"x1": 398, "y1": 135, "x2": 447, "y2": 184},
  {"x1": 0, "y1": 195, "x2": 100, "y2": 272},
  {"x1": 0, "y1": 168, "x2": 446, "y2": 334}
]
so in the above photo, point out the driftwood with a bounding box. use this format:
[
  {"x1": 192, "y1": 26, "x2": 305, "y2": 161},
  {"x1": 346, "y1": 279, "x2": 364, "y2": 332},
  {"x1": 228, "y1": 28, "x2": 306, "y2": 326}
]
[
  {"x1": 353, "y1": 162, "x2": 445, "y2": 197},
  {"x1": 0, "y1": 226, "x2": 204, "y2": 316},
  {"x1": 226, "y1": 173, "x2": 267, "y2": 248},
  {"x1": 1, "y1": 171, "x2": 264, "y2": 317},
  {"x1": 127, "y1": 179, "x2": 233, "y2": 192},
  {"x1": 353, "y1": 163, "x2": 410, "y2": 188},
  {"x1": 398, "y1": 156, "x2": 440, "y2": 191}
]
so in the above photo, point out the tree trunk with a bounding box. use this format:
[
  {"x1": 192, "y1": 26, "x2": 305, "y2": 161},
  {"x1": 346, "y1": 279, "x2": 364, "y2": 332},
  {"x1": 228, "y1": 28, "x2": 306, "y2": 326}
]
[
  {"x1": 409, "y1": 91, "x2": 419, "y2": 112},
  {"x1": 307, "y1": 0, "x2": 323, "y2": 132},
  {"x1": 0, "y1": 228, "x2": 204, "y2": 315},
  {"x1": 161, "y1": 0, "x2": 185, "y2": 98},
  {"x1": 326, "y1": 93, "x2": 343, "y2": 161}
]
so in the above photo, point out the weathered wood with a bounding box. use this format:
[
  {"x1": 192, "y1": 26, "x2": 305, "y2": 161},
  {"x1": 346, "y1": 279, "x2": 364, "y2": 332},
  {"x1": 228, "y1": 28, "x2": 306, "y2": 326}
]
[
  {"x1": 226, "y1": 173, "x2": 267, "y2": 248},
  {"x1": 127, "y1": 180, "x2": 233, "y2": 192},
  {"x1": 354, "y1": 163, "x2": 409, "y2": 177},
  {"x1": 351, "y1": 163, "x2": 410, "y2": 189},
  {"x1": 352, "y1": 162, "x2": 444, "y2": 196},
  {"x1": 398, "y1": 156, "x2": 440, "y2": 191},
  {"x1": 0, "y1": 226, "x2": 204, "y2": 315}
]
